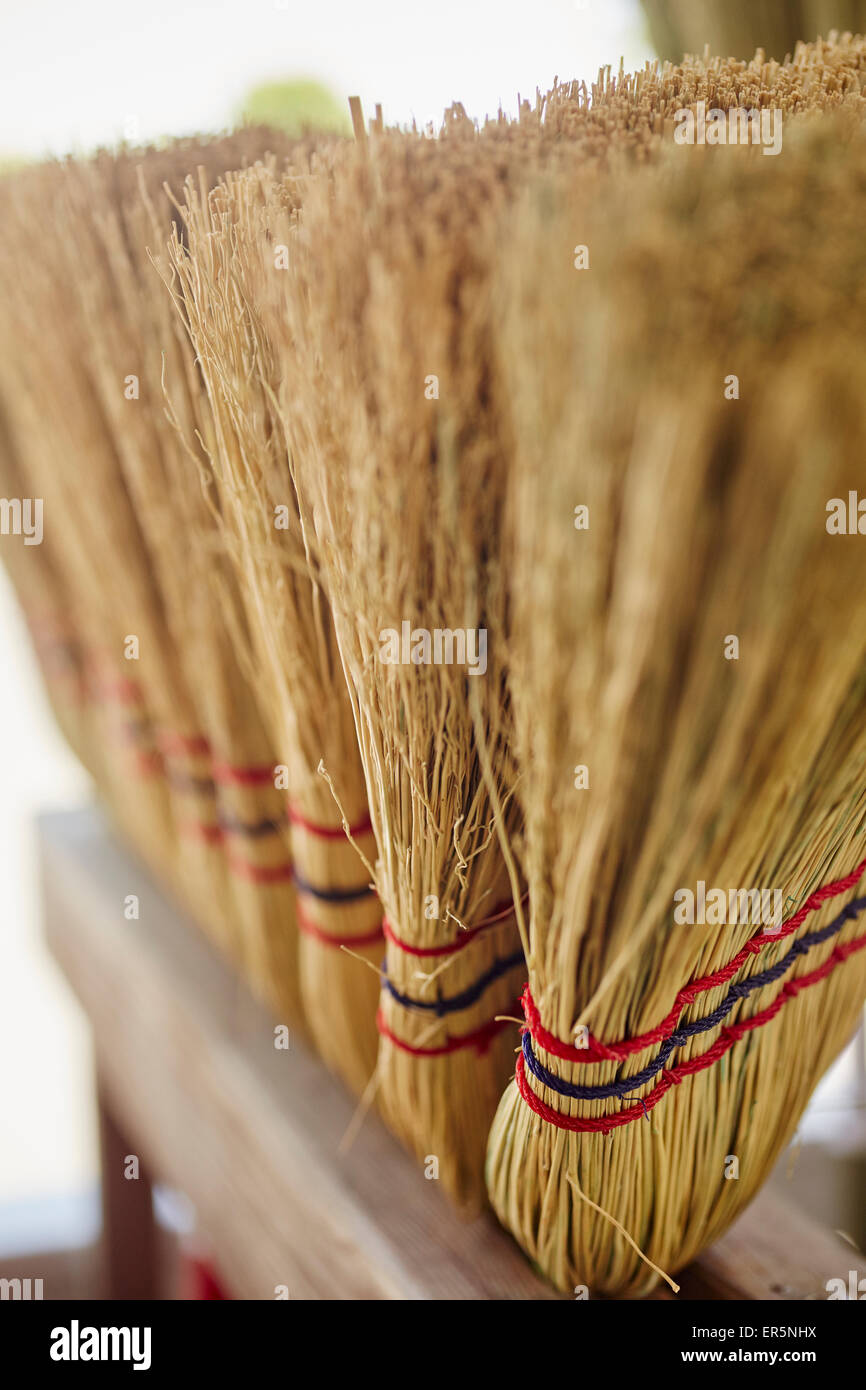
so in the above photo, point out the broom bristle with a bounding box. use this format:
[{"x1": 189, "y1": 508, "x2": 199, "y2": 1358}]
[
  {"x1": 487, "y1": 116, "x2": 866, "y2": 1294},
  {"x1": 172, "y1": 30, "x2": 866, "y2": 1199},
  {"x1": 0, "y1": 135, "x2": 307, "y2": 1020},
  {"x1": 163, "y1": 156, "x2": 382, "y2": 1093},
  {"x1": 3, "y1": 36, "x2": 866, "y2": 1245},
  {"x1": 276, "y1": 133, "x2": 530, "y2": 1203}
]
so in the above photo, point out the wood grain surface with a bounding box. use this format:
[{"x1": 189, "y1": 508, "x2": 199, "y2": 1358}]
[{"x1": 39, "y1": 808, "x2": 865, "y2": 1301}]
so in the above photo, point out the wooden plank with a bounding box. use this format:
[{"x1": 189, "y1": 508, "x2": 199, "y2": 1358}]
[
  {"x1": 39, "y1": 807, "x2": 864, "y2": 1302},
  {"x1": 676, "y1": 1187, "x2": 866, "y2": 1301},
  {"x1": 39, "y1": 807, "x2": 559, "y2": 1301},
  {"x1": 97, "y1": 1077, "x2": 160, "y2": 1299}
]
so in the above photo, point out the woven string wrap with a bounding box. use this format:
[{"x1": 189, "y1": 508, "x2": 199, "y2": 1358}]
[
  {"x1": 165, "y1": 740, "x2": 292, "y2": 885},
  {"x1": 517, "y1": 859, "x2": 866, "y2": 1134},
  {"x1": 381, "y1": 892, "x2": 528, "y2": 957},
  {"x1": 295, "y1": 896, "x2": 383, "y2": 948},
  {"x1": 287, "y1": 804, "x2": 373, "y2": 840},
  {"x1": 382, "y1": 947, "x2": 525, "y2": 1014},
  {"x1": 289, "y1": 802, "x2": 383, "y2": 950},
  {"x1": 31, "y1": 623, "x2": 299, "y2": 884},
  {"x1": 378, "y1": 896, "x2": 526, "y2": 1056},
  {"x1": 376, "y1": 1007, "x2": 518, "y2": 1057},
  {"x1": 522, "y1": 896, "x2": 866, "y2": 1103}
]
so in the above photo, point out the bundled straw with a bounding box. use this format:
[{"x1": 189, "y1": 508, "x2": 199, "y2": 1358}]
[
  {"x1": 529, "y1": 30, "x2": 866, "y2": 143},
  {"x1": 178, "y1": 30, "x2": 866, "y2": 1194},
  {"x1": 0, "y1": 135, "x2": 306, "y2": 1022},
  {"x1": 0, "y1": 406, "x2": 95, "y2": 774},
  {"x1": 70, "y1": 148, "x2": 304, "y2": 1018},
  {"x1": 163, "y1": 158, "x2": 382, "y2": 1094},
  {"x1": 273, "y1": 35, "x2": 866, "y2": 1191},
  {"x1": 0, "y1": 157, "x2": 181, "y2": 877},
  {"x1": 4, "y1": 34, "x2": 866, "y2": 1223},
  {"x1": 272, "y1": 127, "x2": 534, "y2": 1203},
  {"x1": 486, "y1": 117, "x2": 866, "y2": 1294}
]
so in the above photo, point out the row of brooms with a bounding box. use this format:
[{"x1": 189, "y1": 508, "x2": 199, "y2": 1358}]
[{"x1": 2, "y1": 33, "x2": 866, "y2": 1295}]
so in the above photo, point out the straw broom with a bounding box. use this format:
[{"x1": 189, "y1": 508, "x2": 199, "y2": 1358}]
[
  {"x1": 0, "y1": 159, "x2": 180, "y2": 877},
  {"x1": 164, "y1": 119, "x2": 584, "y2": 1115},
  {"x1": 3, "y1": 38, "x2": 864, "y2": 1188},
  {"x1": 0, "y1": 137, "x2": 306, "y2": 1021},
  {"x1": 0, "y1": 155, "x2": 214, "y2": 936},
  {"x1": 0, "y1": 461, "x2": 143, "y2": 869},
  {"x1": 162, "y1": 156, "x2": 383, "y2": 1093},
  {"x1": 486, "y1": 118, "x2": 866, "y2": 1294},
  {"x1": 166, "y1": 126, "x2": 589, "y2": 1117},
  {"x1": 551, "y1": 29, "x2": 866, "y2": 139},
  {"x1": 270, "y1": 126, "x2": 538, "y2": 1205},
  {"x1": 0, "y1": 406, "x2": 96, "y2": 773},
  {"x1": 244, "y1": 34, "x2": 866, "y2": 1194},
  {"x1": 57, "y1": 141, "x2": 306, "y2": 1022}
]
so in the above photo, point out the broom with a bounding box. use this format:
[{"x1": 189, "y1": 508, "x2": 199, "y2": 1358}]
[
  {"x1": 58, "y1": 142, "x2": 306, "y2": 1022},
  {"x1": 162, "y1": 156, "x2": 383, "y2": 1093},
  {"x1": 271, "y1": 124, "x2": 544, "y2": 1204},
  {"x1": 485, "y1": 116, "x2": 866, "y2": 1294},
  {"x1": 0, "y1": 159, "x2": 181, "y2": 878},
  {"x1": 250, "y1": 32, "x2": 866, "y2": 1194},
  {"x1": 165, "y1": 120, "x2": 579, "y2": 1117},
  {"x1": 0, "y1": 138, "x2": 304, "y2": 1021},
  {"x1": 0, "y1": 405, "x2": 96, "y2": 774}
]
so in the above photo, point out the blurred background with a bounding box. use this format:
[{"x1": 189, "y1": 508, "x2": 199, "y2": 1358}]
[
  {"x1": 1, "y1": 0, "x2": 650, "y2": 160},
  {"x1": 1, "y1": 0, "x2": 864, "y2": 1293}
]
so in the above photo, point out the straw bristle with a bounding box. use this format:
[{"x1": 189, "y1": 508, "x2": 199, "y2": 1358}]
[
  {"x1": 2, "y1": 34, "x2": 866, "y2": 1256},
  {"x1": 269, "y1": 35, "x2": 866, "y2": 1200},
  {"x1": 486, "y1": 117, "x2": 866, "y2": 1293},
  {"x1": 164, "y1": 155, "x2": 382, "y2": 1093},
  {"x1": 0, "y1": 157, "x2": 183, "y2": 876},
  {"x1": 0, "y1": 134, "x2": 307, "y2": 1021},
  {"x1": 266, "y1": 134, "x2": 534, "y2": 1203}
]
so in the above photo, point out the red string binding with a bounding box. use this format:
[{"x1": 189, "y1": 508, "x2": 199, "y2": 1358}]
[
  {"x1": 210, "y1": 760, "x2": 275, "y2": 787},
  {"x1": 181, "y1": 823, "x2": 224, "y2": 846},
  {"x1": 157, "y1": 731, "x2": 212, "y2": 758},
  {"x1": 179, "y1": 824, "x2": 293, "y2": 884},
  {"x1": 376, "y1": 1007, "x2": 516, "y2": 1057},
  {"x1": 133, "y1": 751, "x2": 162, "y2": 777},
  {"x1": 524, "y1": 855, "x2": 866, "y2": 1064},
  {"x1": 225, "y1": 855, "x2": 293, "y2": 885},
  {"x1": 92, "y1": 676, "x2": 142, "y2": 705},
  {"x1": 135, "y1": 723, "x2": 278, "y2": 788},
  {"x1": 295, "y1": 896, "x2": 384, "y2": 949},
  {"x1": 287, "y1": 805, "x2": 374, "y2": 839},
  {"x1": 516, "y1": 930, "x2": 866, "y2": 1134}
]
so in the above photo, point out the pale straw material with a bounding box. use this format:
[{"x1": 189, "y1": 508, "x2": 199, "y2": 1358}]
[{"x1": 487, "y1": 117, "x2": 866, "y2": 1294}]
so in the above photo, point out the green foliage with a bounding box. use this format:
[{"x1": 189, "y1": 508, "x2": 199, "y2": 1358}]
[
  {"x1": 0, "y1": 154, "x2": 28, "y2": 177},
  {"x1": 239, "y1": 79, "x2": 349, "y2": 137}
]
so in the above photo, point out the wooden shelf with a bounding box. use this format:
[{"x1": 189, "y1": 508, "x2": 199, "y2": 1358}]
[{"x1": 38, "y1": 807, "x2": 866, "y2": 1301}]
